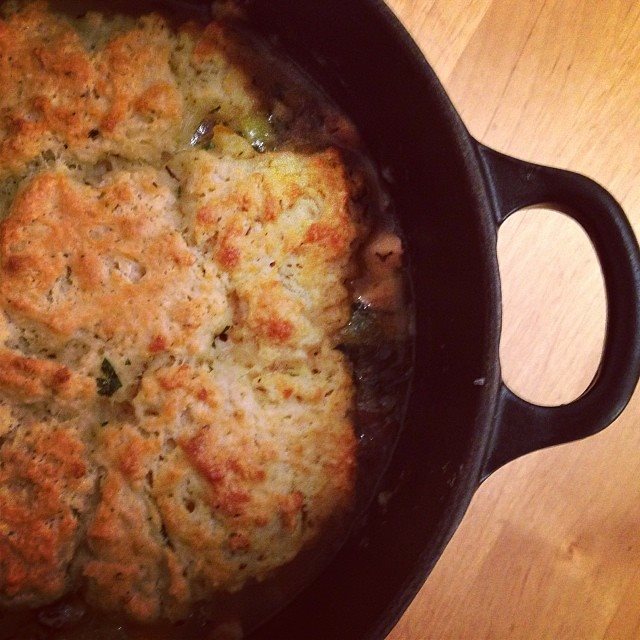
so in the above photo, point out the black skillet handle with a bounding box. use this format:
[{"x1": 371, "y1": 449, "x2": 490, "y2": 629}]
[{"x1": 477, "y1": 143, "x2": 640, "y2": 478}]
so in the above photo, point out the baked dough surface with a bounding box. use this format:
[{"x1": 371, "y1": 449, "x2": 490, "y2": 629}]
[{"x1": 0, "y1": 1, "x2": 359, "y2": 620}]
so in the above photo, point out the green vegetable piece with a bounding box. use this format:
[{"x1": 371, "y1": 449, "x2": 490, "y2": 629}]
[
  {"x1": 339, "y1": 305, "x2": 384, "y2": 347},
  {"x1": 96, "y1": 358, "x2": 122, "y2": 397},
  {"x1": 239, "y1": 113, "x2": 274, "y2": 153}
]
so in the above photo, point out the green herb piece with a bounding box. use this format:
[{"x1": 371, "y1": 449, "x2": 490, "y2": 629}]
[
  {"x1": 239, "y1": 113, "x2": 275, "y2": 153},
  {"x1": 96, "y1": 358, "x2": 122, "y2": 397}
]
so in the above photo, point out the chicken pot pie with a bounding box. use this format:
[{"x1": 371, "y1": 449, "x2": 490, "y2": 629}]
[{"x1": 0, "y1": 1, "x2": 366, "y2": 623}]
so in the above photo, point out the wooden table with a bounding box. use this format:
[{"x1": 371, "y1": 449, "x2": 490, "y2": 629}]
[{"x1": 384, "y1": 1, "x2": 640, "y2": 639}]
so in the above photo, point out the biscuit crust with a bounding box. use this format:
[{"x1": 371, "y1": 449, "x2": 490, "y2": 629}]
[{"x1": 0, "y1": 1, "x2": 360, "y2": 621}]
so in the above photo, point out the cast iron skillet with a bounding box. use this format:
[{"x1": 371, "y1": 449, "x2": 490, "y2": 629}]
[{"x1": 80, "y1": 0, "x2": 640, "y2": 638}]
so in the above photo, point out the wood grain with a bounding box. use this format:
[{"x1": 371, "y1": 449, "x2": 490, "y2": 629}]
[{"x1": 383, "y1": 1, "x2": 640, "y2": 639}]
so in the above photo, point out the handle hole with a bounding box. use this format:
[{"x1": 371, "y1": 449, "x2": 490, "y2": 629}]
[{"x1": 498, "y1": 208, "x2": 606, "y2": 406}]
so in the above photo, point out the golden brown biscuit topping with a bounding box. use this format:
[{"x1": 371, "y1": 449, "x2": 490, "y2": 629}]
[{"x1": 0, "y1": 1, "x2": 362, "y2": 622}]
